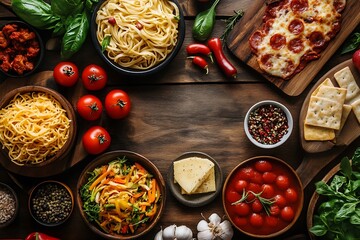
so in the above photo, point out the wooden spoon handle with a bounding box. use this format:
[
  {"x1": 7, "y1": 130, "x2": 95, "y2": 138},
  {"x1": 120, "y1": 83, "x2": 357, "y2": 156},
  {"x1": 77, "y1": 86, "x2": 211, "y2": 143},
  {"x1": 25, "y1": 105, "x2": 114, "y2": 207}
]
[{"x1": 296, "y1": 145, "x2": 347, "y2": 188}]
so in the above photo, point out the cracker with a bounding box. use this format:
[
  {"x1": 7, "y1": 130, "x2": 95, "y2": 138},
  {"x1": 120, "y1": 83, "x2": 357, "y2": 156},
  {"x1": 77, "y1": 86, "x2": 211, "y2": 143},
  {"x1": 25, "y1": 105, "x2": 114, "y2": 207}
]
[
  {"x1": 312, "y1": 78, "x2": 334, "y2": 96},
  {"x1": 315, "y1": 85, "x2": 347, "y2": 105},
  {"x1": 305, "y1": 96, "x2": 343, "y2": 130},
  {"x1": 351, "y1": 98, "x2": 360, "y2": 124},
  {"x1": 304, "y1": 124, "x2": 335, "y2": 141},
  {"x1": 334, "y1": 66, "x2": 360, "y2": 102},
  {"x1": 338, "y1": 104, "x2": 352, "y2": 133}
]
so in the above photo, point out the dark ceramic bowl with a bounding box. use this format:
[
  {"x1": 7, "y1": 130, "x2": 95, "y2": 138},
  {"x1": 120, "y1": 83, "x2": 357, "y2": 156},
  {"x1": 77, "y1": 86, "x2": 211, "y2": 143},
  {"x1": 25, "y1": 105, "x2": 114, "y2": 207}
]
[
  {"x1": 77, "y1": 150, "x2": 166, "y2": 240},
  {"x1": 0, "y1": 21, "x2": 44, "y2": 80},
  {"x1": 90, "y1": 0, "x2": 185, "y2": 76},
  {"x1": 0, "y1": 182, "x2": 18, "y2": 228}
]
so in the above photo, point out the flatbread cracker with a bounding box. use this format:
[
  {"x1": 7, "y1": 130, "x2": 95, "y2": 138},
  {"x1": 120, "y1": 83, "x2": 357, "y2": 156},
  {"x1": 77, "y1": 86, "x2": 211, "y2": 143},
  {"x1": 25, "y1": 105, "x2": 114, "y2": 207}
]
[
  {"x1": 337, "y1": 104, "x2": 352, "y2": 133},
  {"x1": 304, "y1": 124, "x2": 335, "y2": 141},
  {"x1": 315, "y1": 85, "x2": 347, "y2": 105},
  {"x1": 305, "y1": 96, "x2": 343, "y2": 130},
  {"x1": 312, "y1": 78, "x2": 334, "y2": 96},
  {"x1": 351, "y1": 98, "x2": 360, "y2": 124},
  {"x1": 334, "y1": 66, "x2": 360, "y2": 102}
]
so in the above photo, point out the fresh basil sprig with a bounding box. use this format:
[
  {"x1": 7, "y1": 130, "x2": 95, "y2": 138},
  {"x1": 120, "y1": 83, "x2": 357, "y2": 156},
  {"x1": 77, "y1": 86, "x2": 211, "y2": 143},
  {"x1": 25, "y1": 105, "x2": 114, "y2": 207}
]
[
  {"x1": 341, "y1": 32, "x2": 360, "y2": 54},
  {"x1": 309, "y1": 147, "x2": 360, "y2": 239},
  {"x1": 11, "y1": 0, "x2": 99, "y2": 59}
]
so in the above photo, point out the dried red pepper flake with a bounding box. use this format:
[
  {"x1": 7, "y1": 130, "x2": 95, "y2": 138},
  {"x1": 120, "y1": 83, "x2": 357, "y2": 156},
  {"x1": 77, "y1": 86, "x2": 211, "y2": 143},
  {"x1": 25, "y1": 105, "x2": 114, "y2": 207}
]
[{"x1": 248, "y1": 104, "x2": 288, "y2": 145}]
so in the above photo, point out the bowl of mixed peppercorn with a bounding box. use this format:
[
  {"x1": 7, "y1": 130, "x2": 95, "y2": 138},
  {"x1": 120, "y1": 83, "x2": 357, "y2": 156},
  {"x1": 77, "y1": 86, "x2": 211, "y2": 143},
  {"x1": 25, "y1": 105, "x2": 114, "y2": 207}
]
[
  {"x1": 0, "y1": 182, "x2": 18, "y2": 228},
  {"x1": 28, "y1": 180, "x2": 74, "y2": 227},
  {"x1": 244, "y1": 100, "x2": 293, "y2": 149}
]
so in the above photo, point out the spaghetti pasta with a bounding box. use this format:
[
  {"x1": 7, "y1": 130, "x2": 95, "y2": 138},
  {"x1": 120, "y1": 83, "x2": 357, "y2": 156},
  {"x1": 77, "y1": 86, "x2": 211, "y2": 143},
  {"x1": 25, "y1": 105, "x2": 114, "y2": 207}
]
[
  {"x1": 96, "y1": 0, "x2": 180, "y2": 70},
  {"x1": 0, "y1": 92, "x2": 71, "y2": 165}
]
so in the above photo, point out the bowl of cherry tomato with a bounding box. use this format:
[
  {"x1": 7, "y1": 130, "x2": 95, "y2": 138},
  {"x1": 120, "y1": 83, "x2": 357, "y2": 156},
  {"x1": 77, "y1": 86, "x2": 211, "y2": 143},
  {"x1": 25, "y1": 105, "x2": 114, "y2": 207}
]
[{"x1": 222, "y1": 156, "x2": 303, "y2": 238}]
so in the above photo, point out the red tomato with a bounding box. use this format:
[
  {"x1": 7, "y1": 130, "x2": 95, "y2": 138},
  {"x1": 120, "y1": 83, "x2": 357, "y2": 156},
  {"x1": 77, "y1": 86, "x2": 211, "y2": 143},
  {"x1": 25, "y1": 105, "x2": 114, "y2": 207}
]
[
  {"x1": 265, "y1": 215, "x2": 279, "y2": 227},
  {"x1": 81, "y1": 64, "x2": 108, "y2": 91},
  {"x1": 262, "y1": 172, "x2": 277, "y2": 183},
  {"x1": 261, "y1": 184, "x2": 275, "y2": 198},
  {"x1": 238, "y1": 167, "x2": 255, "y2": 180},
  {"x1": 247, "y1": 183, "x2": 261, "y2": 201},
  {"x1": 105, "y1": 89, "x2": 131, "y2": 119},
  {"x1": 249, "y1": 213, "x2": 264, "y2": 227},
  {"x1": 233, "y1": 216, "x2": 247, "y2": 226},
  {"x1": 270, "y1": 205, "x2": 280, "y2": 216},
  {"x1": 285, "y1": 188, "x2": 298, "y2": 202},
  {"x1": 252, "y1": 171, "x2": 263, "y2": 184},
  {"x1": 76, "y1": 95, "x2": 103, "y2": 121},
  {"x1": 352, "y1": 49, "x2": 360, "y2": 72},
  {"x1": 234, "y1": 180, "x2": 248, "y2": 193},
  {"x1": 82, "y1": 126, "x2": 111, "y2": 155},
  {"x1": 255, "y1": 160, "x2": 272, "y2": 172},
  {"x1": 234, "y1": 202, "x2": 251, "y2": 216},
  {"x1": 276, "y1": 175, "x2": 290, "y2": 190},
  {"x1": 274, "y1": 194, "x2": 287, "y2": 208},
  {"x1": 53, "y1": 62, "x2": 79, "y2": 87},
  {"x1": 251, "y1": 199, "x2": 263, "y2": 213},
  {"x1": 226, "y1": 189, "x2": 241, "y2": 203},
  {"x1": 280, "y1": 206, "x2": 295, "y2": 222}
]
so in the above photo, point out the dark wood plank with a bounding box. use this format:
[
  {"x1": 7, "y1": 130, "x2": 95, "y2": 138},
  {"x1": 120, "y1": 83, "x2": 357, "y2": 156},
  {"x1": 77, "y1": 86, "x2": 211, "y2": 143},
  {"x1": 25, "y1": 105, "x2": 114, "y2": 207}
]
[{"x1": 226, "y1": 0, "x2": 360, "y2": 96}]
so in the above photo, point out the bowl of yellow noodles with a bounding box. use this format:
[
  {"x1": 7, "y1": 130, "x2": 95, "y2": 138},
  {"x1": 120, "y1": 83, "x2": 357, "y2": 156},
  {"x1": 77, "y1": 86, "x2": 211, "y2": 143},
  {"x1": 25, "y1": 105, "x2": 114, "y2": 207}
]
[
  {"x1": 91, "y1": 0, "x2": 185, "y2": 77},
  {"x1": 77, "y1": 150, "x2": 166, "y2": 239}
]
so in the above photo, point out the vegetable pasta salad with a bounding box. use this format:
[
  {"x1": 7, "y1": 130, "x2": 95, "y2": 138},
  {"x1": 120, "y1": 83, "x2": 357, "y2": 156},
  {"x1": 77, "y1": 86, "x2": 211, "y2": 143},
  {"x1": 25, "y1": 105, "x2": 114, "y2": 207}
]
[{"x1": 80, "y1": 157, "x2": 161, "y2": 235}]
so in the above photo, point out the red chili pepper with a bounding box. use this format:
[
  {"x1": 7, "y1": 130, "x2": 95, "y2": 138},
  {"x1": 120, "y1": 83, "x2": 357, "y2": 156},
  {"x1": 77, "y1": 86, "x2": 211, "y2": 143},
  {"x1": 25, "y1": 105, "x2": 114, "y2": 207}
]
[
  {"x1": 207, "y1": 37, "x2": 237, "y2": 78},
  {"x1": 25, "y1": 232, "x2": 60, "y2": 240},
  {"x1": 186, "y1": 43, "x2": 214, "y2": 62},
  {"x1": 187, "y1": 56, "x2": 209, "y2": 74}
]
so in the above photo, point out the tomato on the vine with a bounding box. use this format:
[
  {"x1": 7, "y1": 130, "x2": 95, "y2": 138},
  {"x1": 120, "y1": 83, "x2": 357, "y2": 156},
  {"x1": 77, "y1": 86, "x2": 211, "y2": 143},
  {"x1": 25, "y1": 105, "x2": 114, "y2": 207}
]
[
  {"x1": 81, "y1": 64, "x2": 108, "y2": 91},
  {"x1": 105, "y1": 89, "x2": 131, "y2": 119},
  {"x1": 234, "y1": 180, "x2": 248, "y2": 192},
  {"x1": 234, "y1": 202, "x2": 251, "y2": 216},
  {"x1": 82, "y1": 126, "x2": 111, "y2": 155},
  {"x1": 53, "y1": 62, "x2": 79, "y2": 87},
  {"x1": 76, "y1": 95, "x2": 103, "y2": 121}
]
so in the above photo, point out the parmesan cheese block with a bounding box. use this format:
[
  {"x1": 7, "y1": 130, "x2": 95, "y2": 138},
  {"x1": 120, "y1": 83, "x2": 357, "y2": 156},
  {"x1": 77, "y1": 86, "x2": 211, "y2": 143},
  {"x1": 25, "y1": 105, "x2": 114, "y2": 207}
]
[
  {"x1": 173, "y1": 157, "x2": 214, "y2": 194},
  {"x1": 180, "y1": 167, "x2": 216, "y2": 194}
]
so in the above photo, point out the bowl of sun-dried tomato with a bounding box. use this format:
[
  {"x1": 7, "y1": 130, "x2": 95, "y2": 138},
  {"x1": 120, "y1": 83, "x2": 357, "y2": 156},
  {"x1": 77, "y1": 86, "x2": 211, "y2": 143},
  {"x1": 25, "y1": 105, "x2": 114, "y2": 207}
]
[
  {"x1": 0, "y1": 21, "x2": 44, "y2": 79},
  {"x1": 244, "y1": 100, "x2": 293, "y2": 149}
]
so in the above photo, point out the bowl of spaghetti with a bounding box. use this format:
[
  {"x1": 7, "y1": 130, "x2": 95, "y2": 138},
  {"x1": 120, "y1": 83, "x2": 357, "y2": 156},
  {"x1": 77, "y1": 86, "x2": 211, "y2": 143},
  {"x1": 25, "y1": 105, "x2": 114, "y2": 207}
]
[
  {"x1": 91, "y1": 0, "x2": 185, "y2": 76},
  {"x1": 0, "y1": 86, "x2": 76, "y2": 170},
  {"x1": 77, "y1": 150, "x2": 166, "y2": 239}
]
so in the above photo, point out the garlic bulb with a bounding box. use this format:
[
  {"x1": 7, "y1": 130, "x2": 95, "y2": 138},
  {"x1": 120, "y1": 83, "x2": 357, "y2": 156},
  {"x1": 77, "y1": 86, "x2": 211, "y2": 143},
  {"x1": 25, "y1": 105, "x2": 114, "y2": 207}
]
[
  {"x1": 154, "y1": 224, "x2": 194, "y2": 240},
  {"x1": 197, "y1": 213, "x2": 234, "y2": 240}
]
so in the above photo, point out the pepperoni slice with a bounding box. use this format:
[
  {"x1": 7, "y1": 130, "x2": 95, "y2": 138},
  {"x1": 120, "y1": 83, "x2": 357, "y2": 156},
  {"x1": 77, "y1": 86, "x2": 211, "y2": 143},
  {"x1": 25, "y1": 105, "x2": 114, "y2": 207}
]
[
  {"x1": 327, "y1": 21, "x2": 341, "y2": 39},
  {"x1": 290, "y1": 0, "x2": 309, "y2": 13},
  {"x1": 270, "y1": 34, "x2": 286, "y2": 50},
  {"x1": 288, "y1": 19, "x2": 304, "y2": 35},
  {"x1": 288, "y1": 38, "x2": 304, "y2": 53},
  {"x1": 249, "y1": 31, "x2": 264, "y2": 52},
  {"x1": 333, "y1": 0, "x2": 346, "y2": 12},
  {"x1": 309, "y1": 31, "x2": 326, "y2": 50},
  {"x1": 260, "y1": 54, "x2": 273, "y2": 68},
  {"x1": 262, "y1": 19, "x2": 274, "y2": 35},
  {"x1": 282, "y1": 60, "x2": 296, "y2": 79}
]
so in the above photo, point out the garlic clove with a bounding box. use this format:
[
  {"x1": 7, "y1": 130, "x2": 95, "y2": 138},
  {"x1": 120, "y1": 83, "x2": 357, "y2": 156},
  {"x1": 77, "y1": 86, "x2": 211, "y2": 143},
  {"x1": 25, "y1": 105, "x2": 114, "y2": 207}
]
[
  {"x1": 218, "y1": 220, "x2": 234, "y2": 240},
  {"x1": 197, "y1": 229, "x2": 213, "y2": 240},
  {"x1": 208, "y1": 213, "x2": 221, "y2": 226},
  {"x1": 175, "y1": 225, "x2": 193, "y2": 240},
  {"x1": 154, "y1": 229, "x2": 163, "y2": 240},
  {"x1": 162, "y1": 224, "x2": 176, "y2": 240},
  {"x1": 197, "y1": 219, "x2": 210, "y2": 232}
]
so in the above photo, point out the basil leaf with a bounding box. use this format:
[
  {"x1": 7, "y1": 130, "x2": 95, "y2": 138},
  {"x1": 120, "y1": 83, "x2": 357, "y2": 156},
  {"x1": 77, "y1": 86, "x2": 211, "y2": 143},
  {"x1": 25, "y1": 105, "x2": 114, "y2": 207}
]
[
  {"x1": 51, "y1": 0, "x2": 84, "y2": 16},
  {"x1": 11, "y1": 0, "x2": 60, "y2": 29},
  {"x1": 341, "y1": 32, "x2": 360, "y2": 54},
  {"x1": 309, "y1": 224, "x2": 328, "y2": 236},
  {"x1": 335, "y1": 202, "x2": 358, "y2": 222},
  {"x1": 350, "y1": 209, "x2": 360, "y2": 225},
  {"x1": 341, "y1": 156, "x2": 352, "y2": 180},
  {"x1": 101, "y1": 36, "x2": 111, "y2": 52},
  {"x1": 52, "y1": 21, "x2": 66, "y2": 37},
  {"x1": 86, "y1": 0, "x2": 99, "y2": 12},
  {"x1": 61, "y1": 11, "x2": 89, "y2": 59},
  {"x1": 330, "y1": 175, "x2": 346, "y2": 192}
]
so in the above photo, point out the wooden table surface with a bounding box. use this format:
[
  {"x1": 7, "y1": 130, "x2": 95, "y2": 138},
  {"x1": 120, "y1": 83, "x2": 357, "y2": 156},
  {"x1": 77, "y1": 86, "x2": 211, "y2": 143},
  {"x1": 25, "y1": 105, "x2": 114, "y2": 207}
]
[{"x1": 0, "y1": 1, "x2": 359, "y2": 239}]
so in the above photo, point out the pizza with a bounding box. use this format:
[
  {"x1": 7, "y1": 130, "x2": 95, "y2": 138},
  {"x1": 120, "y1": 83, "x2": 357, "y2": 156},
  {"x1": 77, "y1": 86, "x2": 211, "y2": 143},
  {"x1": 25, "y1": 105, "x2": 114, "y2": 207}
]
[{"x1": 249, "y1": 0, "x2": 346, "y2": 80}]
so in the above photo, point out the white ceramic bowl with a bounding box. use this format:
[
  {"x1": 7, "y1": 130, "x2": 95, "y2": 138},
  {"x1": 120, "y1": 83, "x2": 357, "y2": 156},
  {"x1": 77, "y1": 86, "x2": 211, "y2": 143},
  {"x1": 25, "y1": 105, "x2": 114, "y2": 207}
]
[{"x1": 244, "y1": 100, "x2": 293, "y2": 149}]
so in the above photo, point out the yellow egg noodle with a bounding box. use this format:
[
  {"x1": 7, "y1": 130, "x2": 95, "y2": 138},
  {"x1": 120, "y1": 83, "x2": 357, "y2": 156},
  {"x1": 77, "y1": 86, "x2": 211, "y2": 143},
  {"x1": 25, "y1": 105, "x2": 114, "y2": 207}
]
[
  {"x1": 0, "y1": 92, "x2": 71, "y2": 165},
  {"x1": 96, "y1": 0, "x2": 179, "y2": 69}
]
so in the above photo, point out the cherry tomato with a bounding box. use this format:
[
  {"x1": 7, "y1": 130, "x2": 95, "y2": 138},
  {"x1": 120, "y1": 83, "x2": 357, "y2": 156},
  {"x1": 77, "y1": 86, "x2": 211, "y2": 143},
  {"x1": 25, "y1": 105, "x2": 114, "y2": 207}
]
[
  {"x1": 285, "y1": 188, "x2": 298, "y2": 202},
  {"x1": 249, "y1": 213, "x2": 264, "y2": 227},
  {"x1": 280, "y1": 206, "x2": 295, "y2": 222},
  {"x1": 270, "y1": 205, "x2": 280, "y2": 216},
  {"x1": 81, "y1": 64, "x2": 108, "y2": 91},
  {"x1": 261, "y1": 184, "x2": 275, "y2": 198},
  {"x1": 234, "y1": 180, "x2": 248, "y2": 193},
  {"x1": 352, "y1": 49, "x2": 360, "y2": 72},
  {"x1": 276, "y1": 175, "x2": 290, "y2": 190},
  {"x1": 234, "y1": 202, "x2": 251, "y2": 216},
  {"x1": 252, "y1": 171, "x2": 263, "y2": 185},
  {"x1": 76, "y1": 95, "x2": 103, "y2": 121},
  {"x1": 265, "y1": 215, "x2": 279, "y2": 227},
  {"x1": 226, "y1": 189, "x2": 241, "y2": 203},
  {"x1": 238, "y1": 167, "x2": 255, "y2": 180},
  {"x1": 82, "y1": 126, "x2": 111, "y2": 155},
  {"x1": 233, "y1": 216, "x2": 247, "y2": 226},
  {"x1": 262, "y1": 172, "x2": 277, "y2": 183},
  {"x1": 105, "y1": 89, "x2": 131, "y2": 119},
  {"x1": 247, "y1": 183, "x2": 261, "y2": 201},
  {"x1": 255, "y1": 160, "x2": 273, "y2": 172},
  {"x1": 274, "y1": 194, "x2": 287, "y2": 208},
  {"x1": 251, "y1": 199, "x2": 263, "y2": 213},
  {"x1": 53, "y1": 62, "x2": 79, "y2": 87}
]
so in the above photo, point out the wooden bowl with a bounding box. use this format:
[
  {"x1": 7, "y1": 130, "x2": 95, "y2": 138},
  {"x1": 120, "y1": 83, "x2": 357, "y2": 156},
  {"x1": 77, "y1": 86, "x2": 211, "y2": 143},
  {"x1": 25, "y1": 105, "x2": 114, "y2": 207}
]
[
  {"x1": 222, "y1": 156, "x2": 303, "y2": 238},
  {"x1": 28, "y1": 180, "x2": 74, "y2": 227},
  {"x1": 0, "y1": 86, "x2": 77, "y2": 175},
  {"x1": 0, "y1": 182, "x2": 19, "y2": 228},
  {"x1": 76, "y1": 150, "x2": 166, "y2": 240}
]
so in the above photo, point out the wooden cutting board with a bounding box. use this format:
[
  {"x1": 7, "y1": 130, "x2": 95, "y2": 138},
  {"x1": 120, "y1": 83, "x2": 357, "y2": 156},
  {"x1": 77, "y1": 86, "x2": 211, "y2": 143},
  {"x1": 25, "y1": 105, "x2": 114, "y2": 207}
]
[{"x1": 226, "y1": 0, "x2": 360, "y2": 96}]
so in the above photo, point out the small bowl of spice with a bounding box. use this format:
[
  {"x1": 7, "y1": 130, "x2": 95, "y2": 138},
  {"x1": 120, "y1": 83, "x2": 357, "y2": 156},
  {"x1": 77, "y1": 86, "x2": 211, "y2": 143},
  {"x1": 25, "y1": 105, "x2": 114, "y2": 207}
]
[
  {"x1": 244, "y1": 100, "x2": 293, "y2": 149},
  {"x1": 28, "y1": 180, "x2": 73, "y2": 227},
  {"x1": 0, "y1": 182, "x2": 18, "y2": 228}
]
